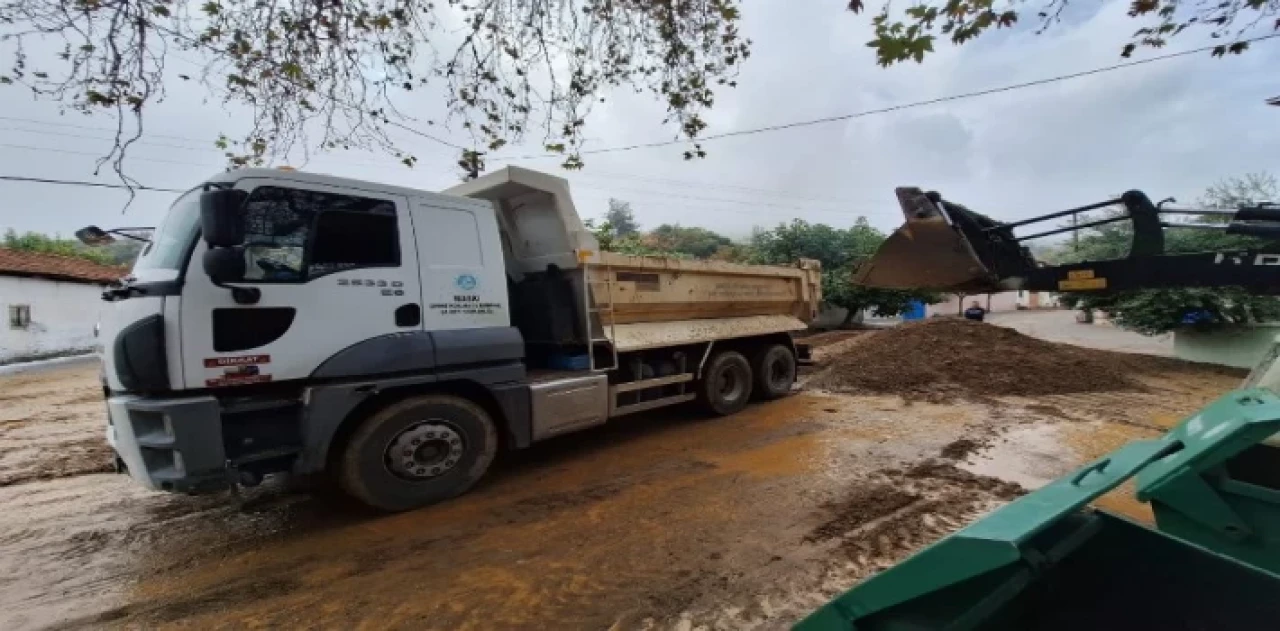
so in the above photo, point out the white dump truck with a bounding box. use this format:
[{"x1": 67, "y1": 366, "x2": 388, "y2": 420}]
[{"x1": 89, "y1": 166, "x2": 821, "y2": 510}]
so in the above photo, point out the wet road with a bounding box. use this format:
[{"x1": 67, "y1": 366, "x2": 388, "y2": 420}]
[{"x1": 0, "y1": 359, "x2": 1242, "y2": 630}]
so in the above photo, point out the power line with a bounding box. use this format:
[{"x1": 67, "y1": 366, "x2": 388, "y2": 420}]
[
  {"x1": 568, "y1": 182, "x2": 875, "y2": 216},
  {"x1": 0, "y1": 126, "x2": 220, "y2": 153},
  {"x1": 0, "y1": 175, "x2": 183, "y2": 193},
  {"x1": 0, "y1": 172, "x2": 866, "y2": 228},
  {"x1": 0, "y1": 114, "x2": 217, "y2": 145},
  {"x1": 0, "y1": 125, "x2": 446, "y2": 172},
  {"x1": 565, "y1": 169, "x2": 879, "y2": 206},
  {"x1": 0, "y1": 129, "x2": 886, "y2": 212},
  {"x1": 385, "y1": 120, "x2": 466, "y2": 150},
  {"x1": 0, "y1": 142, "x2": 223, "y2": 168},
  {"x1": 495, "y1": 33, "x2": 1280, "y2": 161},
  {"x1": 0, "y1": 141, "x2": 880, "y2": 216},
  {"x1": 0, "y1": 121, "x2": 884, "y2": 207}
]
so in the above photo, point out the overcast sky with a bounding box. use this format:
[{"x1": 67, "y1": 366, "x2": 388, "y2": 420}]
[{"x1": 0, "y1": 0, "x2": 1276, "y2": 242}]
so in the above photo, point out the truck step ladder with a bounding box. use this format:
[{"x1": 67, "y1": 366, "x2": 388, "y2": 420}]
[{"x1": 583, "y1": 259, "x2": 620, "y2": 372}]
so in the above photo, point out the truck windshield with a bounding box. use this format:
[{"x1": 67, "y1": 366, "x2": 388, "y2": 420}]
[{"x1": 133, "y1": 189, "x2": 201, "y2": 272}]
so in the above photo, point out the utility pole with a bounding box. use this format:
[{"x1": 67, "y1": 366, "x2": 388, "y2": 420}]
[{"x1": 1072, "y1": 212, "x2": 1079, "y2": 252}]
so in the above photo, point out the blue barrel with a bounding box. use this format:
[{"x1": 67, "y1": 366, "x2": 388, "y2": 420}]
[{"x1": 902, "y1": 300, "x2": 926, "y2": 321}]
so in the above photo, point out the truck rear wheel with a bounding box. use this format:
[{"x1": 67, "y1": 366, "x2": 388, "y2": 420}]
[
  {"x1": 752, "y1": 343, "x2": 797, "y2": 400},
  {"x1": 339, "y1": 394, "x2": 497, "y2": 512},
  {"x1": 698, "y1": 350, "x2": 754, "y2": 416}
]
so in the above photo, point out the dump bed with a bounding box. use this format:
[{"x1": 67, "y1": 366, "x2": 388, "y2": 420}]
[
  {"x1": 589, "y1": 252, "x2": 821, "y2": 324},
  {"x1": 587, "y1": 252, "x2": 822, "y2": 351},
  {"x1": 447, "y1": 167, "x2": 823, "y2": 352}
]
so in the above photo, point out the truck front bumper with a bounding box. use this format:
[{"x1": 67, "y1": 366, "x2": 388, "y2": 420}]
[{"x1": 106, "y1": 394, "x2": 229, "y2": 494}]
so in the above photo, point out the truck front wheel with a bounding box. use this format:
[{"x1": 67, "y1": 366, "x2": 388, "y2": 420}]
[
  {"x1": 339, "y1": 394, "x2": 497, "y2": 512},
  {"x1": 752, "y1": 344, "x2": 797, "y2": 400},
  {"x1": 698, "y1": 350, "x2": 754, "y2": 416}
]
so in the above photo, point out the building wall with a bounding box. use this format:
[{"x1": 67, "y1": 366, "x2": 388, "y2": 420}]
[
  {"x1": 0, "y1": 276, "x2": 105, "y2": 364},
  {"x1": 928, "y1": 292, "x2": 1019, "y2": 317},
  {"x1": 1174, "y1": 324, "x2": 1280, "y2": 369},
  {"x1": 1016, "y1": 291, "x2": 1060, "y2": 309},
  {"x1": 926, "y1": 291, "x2": 1059, "y2": 317}
]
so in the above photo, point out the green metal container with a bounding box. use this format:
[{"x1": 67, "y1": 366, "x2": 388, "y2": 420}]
[
  {"x1": 798, "y1": 389, "x2": 1280, "y2": 631},
  {"x1": 1137, "y1": 388, "x2": 1280, "y2": 575}
]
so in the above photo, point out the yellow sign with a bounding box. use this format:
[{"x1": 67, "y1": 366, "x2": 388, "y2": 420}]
[
  {"x1": 1067, "y1": 269, "x2": 1095, "y2": 280},
  {"x1": 1059, "y1": 277, "x2": 1108, "y2": 291}
]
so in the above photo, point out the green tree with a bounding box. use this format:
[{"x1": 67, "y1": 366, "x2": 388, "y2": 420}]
[
  {"x1": 1201, "y1": 172, "x2": 1278, "y2": 210},
  {"x1": 582, "y1": 219, "x2": 677, "y2": 258},
  {"x1": 4, "y1": 229, "x2": 108, "y2": 264},
  {"x1": 847, "y1": 0, "x2": 1274, "y2": 68},
  {"x1": 647, "y1": 224, "x2": 733, "y2": 259},
  {"x1": 1056, "y1": 173, "x2": 1280, "y2": 335},
  {"x1": 0, "y1": 0, "x2": 751, "y2": 180},
  {"x1": 604, "y1": 200, "x2": 640, "y2": 238},
  {"x1": 750, "y1": 218, "x2": 939, "y2": 326}
]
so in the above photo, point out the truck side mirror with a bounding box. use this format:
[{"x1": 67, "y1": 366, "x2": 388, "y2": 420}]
[
  {"x1": 75, "y1": 225, "x2": 115, "y2": 245},
  {"x1": 202, "y1": 247, "x2": 246, "y2": 283},
  {"x1": 200, "y1": 188, "x2": 248, "y2": 247},
  {"x1": 202, "y1": 247, "x2": 260, "y2": 305}
]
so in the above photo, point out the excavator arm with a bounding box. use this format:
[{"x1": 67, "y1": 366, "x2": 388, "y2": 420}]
[{"x1": 854, "y1": 187, "x2": 1280, "y2": 294}]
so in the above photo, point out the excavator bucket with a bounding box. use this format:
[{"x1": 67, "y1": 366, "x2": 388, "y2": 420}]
[{"x1": 853, "y1": 188, "x2": 1001, "y2": 292}]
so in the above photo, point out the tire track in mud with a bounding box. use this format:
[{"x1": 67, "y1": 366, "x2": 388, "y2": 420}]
[
  {"x1": 1029, "y1": 388, "x2": 1229, "y2": 433},
  {"x1": 810, "y1": 461, "x2": 1023, "y2": 578},
  {"x1": 659, "y1": 461, "x2": 1026, "y2": 631}
]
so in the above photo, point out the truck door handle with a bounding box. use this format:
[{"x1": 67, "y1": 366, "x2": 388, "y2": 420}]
[{"x1": 395, "y1": 304, "x2": 421, "y2": 327}]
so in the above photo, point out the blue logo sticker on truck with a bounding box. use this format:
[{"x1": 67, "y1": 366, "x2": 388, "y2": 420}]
[{"x1": 455, "y1": 274, "x2": 478, "y2": 291}]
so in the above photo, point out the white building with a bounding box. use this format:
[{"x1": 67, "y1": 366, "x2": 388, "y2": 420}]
[
  {"x1": 0, "y1": 248, "x2": 124, "y2": 364},
  {"x1": 927, "y1": 290, "x2": 1060, "y2": 317}
]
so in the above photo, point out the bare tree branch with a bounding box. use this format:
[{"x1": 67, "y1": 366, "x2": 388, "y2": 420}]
[{"x1": 0, "y1": 0, "x2": 751, "y2": 183}]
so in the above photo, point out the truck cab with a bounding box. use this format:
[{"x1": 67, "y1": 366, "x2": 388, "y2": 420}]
[{"x1": 97, "y1": 166, "x2": 820, "y2": 511}]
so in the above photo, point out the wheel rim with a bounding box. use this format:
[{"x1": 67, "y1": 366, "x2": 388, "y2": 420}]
[
  {"x1": 768, "y1": 355, "x2": 794, "y2": 391},
  {"x1": 384, "y1": 421, "x2": 466, "y2": 480},
  {"x1": 717, "y1": 366, "x2": 747, "y2": 403}
]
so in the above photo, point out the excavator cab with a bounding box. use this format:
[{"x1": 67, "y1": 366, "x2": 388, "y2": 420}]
[{"x1": 855, "y1": 188, "x2": 1280, "y2": 294}]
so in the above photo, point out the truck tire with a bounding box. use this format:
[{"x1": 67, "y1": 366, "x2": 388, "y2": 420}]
[
  {"x1": 697, "y1": 350, "x2": 754, "y2": 416},
  {"x1": 338, "y1": 394, "x2": 497, "y2": 512},
  {"x1": 752, "y1": 343, "x2": 797, "y2": 400}
]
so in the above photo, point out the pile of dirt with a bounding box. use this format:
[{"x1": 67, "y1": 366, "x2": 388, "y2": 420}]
[{"x1": 807, "y1": 318, "x2": 1231, "y2": 402}]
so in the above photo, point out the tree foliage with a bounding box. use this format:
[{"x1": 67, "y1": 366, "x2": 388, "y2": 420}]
[
  {"x1": 585, "y1": 205, "x2": 732, "y2": 259},
  {"x1": 583, "y1": 217, "x2": 682, "y2": 257},
  {"x1": 0, "y1": 0, "x2": 751, "y2": 181},
  {"x1": 846, "y1": 0, "x2": 1277, "y2": 67},
  {"x1": 2, "y1": 228, "x2": 143, "y2": 265},
  {"x1": 646, "y1": 224, "x2": 731, "y2": 258},
  {"x1": 1201, "y1": 172, "x2": 1278, "y2": 209},
  {"x1": 749, "y1": 218, "x2": 939, "y2": 322},
  {"x1": 1062, "y1": 287, "x2": 1280, "y2": 335},
  {"x1": 604, "y1": 199, "x2": 639, "y2": 237},
  {"x1": 1056, "y1": 173, "x2": 1280, "y2": 335}
]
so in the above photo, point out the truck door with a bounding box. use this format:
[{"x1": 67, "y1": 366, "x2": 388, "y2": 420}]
[
  {"x1": 413, "y1": 198, "x2": 510, "y2": 332},
  {"x1": 180, "y1": 179, "x2": 422, "y2": 388}
]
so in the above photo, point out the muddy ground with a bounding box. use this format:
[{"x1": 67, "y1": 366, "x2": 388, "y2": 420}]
[{"x1": 0, "y1": 338, "x2": 1244, "y2": 630}]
